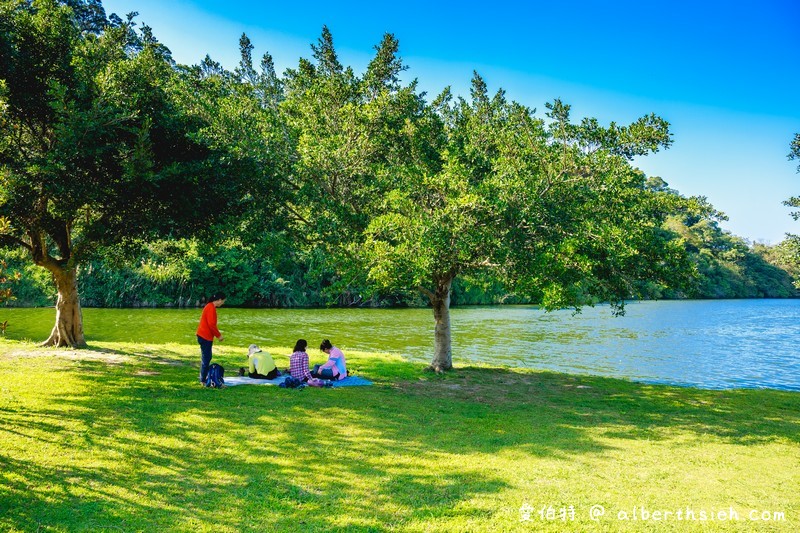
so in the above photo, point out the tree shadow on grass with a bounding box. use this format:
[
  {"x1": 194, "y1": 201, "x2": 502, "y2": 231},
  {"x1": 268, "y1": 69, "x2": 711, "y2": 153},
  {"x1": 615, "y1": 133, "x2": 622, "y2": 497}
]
[
  {"x1": 1, "y1": 356, "x2": 509, "y2": 531},
  {"x1": 401, "y1": 365, "x2": 800, "y2": 446},
  {"x1": 1, "y1": 353, "x2": 798, "y2": 531}
]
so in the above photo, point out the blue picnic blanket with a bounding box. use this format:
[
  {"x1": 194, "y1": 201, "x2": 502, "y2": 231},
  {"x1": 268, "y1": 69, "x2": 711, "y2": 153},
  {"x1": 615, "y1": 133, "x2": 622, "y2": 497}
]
[
  {"x1": 331, "y1": 376, "x2": 373, "y2": 387},
  {"x1": 223, "y1": 374, "x2": 372, "y2": 387}
]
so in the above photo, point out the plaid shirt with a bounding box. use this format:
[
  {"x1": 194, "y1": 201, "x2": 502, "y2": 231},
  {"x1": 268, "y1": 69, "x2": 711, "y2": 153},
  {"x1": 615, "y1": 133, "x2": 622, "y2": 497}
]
[{"x1": 289, "y1": 350, "x2": 312, "y2": 381}]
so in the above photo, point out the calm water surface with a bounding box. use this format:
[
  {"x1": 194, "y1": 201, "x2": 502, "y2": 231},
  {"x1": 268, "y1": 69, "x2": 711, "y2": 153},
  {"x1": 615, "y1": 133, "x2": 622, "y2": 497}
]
[{"x1": 2, "y1": 300, "x2": 799, "y2": 391}]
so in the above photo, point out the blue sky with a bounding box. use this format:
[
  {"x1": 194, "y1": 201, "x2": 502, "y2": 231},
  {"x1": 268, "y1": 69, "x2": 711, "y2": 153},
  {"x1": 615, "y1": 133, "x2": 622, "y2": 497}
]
[{"x1": 102, "y1": 0, "x2": 800, "y2": 244}]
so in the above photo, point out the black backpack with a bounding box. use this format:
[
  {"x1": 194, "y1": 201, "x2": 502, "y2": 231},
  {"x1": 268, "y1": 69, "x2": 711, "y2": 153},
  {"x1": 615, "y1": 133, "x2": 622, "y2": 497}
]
[
  {"x1": 205, "y1": 363, "x2": 225, "y2": 388},
  {"x1": 279, "y1": 376, "x2": 305, "y2": 389}
]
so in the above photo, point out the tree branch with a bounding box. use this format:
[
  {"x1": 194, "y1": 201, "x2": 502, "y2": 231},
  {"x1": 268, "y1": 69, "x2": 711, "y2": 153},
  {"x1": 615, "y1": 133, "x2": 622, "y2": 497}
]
[
  {"x1": 0, "y1": 233, "x2": 33, "y2": 252},
  {"x1": 417, "y1": 285, "x2": 435, "y2": 301}
]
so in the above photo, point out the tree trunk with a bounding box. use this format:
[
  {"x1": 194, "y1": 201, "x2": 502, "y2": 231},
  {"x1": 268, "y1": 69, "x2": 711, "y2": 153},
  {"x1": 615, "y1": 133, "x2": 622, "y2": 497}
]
[
  {"x1": 42, "y1": 266, "x2": 87, "y2": 348},
  {"x1": 428, "y1": 276, "x2": 453, "y2": 372}
]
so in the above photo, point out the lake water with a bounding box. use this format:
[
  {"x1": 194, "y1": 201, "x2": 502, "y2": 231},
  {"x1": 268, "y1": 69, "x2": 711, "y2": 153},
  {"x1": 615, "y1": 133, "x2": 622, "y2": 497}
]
[{"x1": 2, "y1": 299, "x2": 799, "y2": 391}]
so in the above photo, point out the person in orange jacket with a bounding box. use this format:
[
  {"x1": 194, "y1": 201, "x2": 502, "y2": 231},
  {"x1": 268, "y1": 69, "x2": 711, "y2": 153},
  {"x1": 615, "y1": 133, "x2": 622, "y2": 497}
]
[{"x1": 197, "y1": 292, "x2": 226, "y2": 384}]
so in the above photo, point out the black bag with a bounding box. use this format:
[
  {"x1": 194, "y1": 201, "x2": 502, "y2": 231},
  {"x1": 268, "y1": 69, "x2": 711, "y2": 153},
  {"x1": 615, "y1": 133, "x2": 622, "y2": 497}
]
[
  {"x1": 205, "y1": 363, "x2": 225, "y2": 388},
  {"x1": 279, "y1": 376, "x2": 305, "y2": 389}
]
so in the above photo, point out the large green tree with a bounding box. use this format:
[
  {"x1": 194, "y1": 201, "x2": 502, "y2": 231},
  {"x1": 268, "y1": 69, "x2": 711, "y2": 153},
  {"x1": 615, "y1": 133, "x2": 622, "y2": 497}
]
[
  {"x1": 0, "y1": 0, "x2": 256, "y2": 346},
  {"x1": 279, "y1": 29, "x2": 690, "y2": 370},
  {"x1": 367, "y1": 82, "x2": 690, "y2": 370}
]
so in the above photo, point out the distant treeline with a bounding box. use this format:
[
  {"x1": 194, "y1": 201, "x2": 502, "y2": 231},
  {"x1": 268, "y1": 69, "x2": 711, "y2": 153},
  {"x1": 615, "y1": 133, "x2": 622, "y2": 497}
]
[
  {"x1": 3, "y1": 191, "x2": 797, "y2": 308},
  {"x1": 2, "y1": 238, "x2": 534, "y2": 308}
]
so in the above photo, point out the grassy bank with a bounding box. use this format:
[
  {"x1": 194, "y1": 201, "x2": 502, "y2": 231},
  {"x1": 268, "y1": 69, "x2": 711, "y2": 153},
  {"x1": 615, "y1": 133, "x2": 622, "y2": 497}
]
[{"x1": 0, "y1": 339, "x2": 798, "y2": 532}]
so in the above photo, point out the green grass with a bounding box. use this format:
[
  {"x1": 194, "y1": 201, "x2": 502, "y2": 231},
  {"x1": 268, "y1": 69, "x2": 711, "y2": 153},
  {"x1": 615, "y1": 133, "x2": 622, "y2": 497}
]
[{"x1": 0, "y1": 338, "x2": 798, "y2": 532}]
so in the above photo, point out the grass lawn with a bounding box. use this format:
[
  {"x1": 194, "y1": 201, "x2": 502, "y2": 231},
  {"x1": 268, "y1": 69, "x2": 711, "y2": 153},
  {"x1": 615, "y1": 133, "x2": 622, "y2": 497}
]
[{"x1": 0, "y1": 338, "x2": 798, "y2": 532}]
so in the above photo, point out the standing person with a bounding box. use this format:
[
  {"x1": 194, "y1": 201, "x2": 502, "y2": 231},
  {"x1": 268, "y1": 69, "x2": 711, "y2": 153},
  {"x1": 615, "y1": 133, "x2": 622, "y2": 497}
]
[
  {"x1": 289, "y1": 339, "x2": 326, "y2": 386},
  {"x1": 314, "y1": 339, "x2": 347, "y2": 381},
  {"x1": 197, "y1": 293, "x2": 226, "y2": 384}
]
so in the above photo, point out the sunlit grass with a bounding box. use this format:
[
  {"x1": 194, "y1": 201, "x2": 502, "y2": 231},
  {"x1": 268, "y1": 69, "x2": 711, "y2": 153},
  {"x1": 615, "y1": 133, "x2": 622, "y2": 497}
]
[{"x1": 1, "y1": 338, "x2": 798, "y2": 531}]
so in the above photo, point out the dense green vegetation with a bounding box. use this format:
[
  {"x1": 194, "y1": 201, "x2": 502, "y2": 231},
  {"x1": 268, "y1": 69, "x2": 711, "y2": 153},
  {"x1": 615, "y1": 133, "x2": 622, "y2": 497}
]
[
  {"x1": 2, "y1": 211, "x2": 796, "y2": 309},
  {"x1": 1, "y1": 338, "x2": 798, "y2": 531},
  {"x1": 639, "y1": 177, "x2": 797, "y2": 299},
  {"x1": 3, "y1": 176, "x2": 795, "y2": 307}
]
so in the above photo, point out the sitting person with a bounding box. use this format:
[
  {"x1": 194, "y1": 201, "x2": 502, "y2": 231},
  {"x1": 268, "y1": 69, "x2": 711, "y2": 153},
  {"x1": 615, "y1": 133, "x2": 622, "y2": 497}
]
[
  {"x1": 245, "y1": 344, "x2": 280, "y2": 380},
  {"x1": 313, "y1": 339, "x2": 347, "y2": 381},
  {"x1": 289, "y1": 339, "x2": 327, "y2": 387}
]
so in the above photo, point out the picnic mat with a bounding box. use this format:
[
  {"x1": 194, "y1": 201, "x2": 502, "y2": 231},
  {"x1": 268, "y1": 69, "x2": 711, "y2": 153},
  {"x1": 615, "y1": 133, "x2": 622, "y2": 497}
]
[
  {"x1": 223, "y1": 375, "x2": 373, "y2": 387},
  {"x1": 331, "y1": 376, "x2": 373, "y2": 387},
  {"x1": 223, "y1": 375, "x2": 288, "y2": 387}
]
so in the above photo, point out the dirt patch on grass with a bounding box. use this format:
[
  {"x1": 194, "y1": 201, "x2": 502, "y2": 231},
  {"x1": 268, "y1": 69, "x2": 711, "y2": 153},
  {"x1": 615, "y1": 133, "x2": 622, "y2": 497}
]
[
  {"x1": 0, "y1": 346, "x2": 133, "y2": 364},
  {"x1": 135, "y1": 370, "x2": 162, "y2": 376},
  {"x1": 0, "y1": 345, "x2": 188, "y2": 367}
]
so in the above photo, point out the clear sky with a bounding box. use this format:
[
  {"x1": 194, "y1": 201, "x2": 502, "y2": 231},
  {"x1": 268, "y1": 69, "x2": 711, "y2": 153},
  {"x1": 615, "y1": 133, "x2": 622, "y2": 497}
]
[{"x1": 102, "y1": 0, "x2": 800, "y2": 244}]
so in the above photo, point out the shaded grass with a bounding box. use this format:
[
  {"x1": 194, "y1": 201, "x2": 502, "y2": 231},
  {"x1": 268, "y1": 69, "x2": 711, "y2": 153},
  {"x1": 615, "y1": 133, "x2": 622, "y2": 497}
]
[{"x1": 0, "y1": 338, "x2": 798, "y2": 532}]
